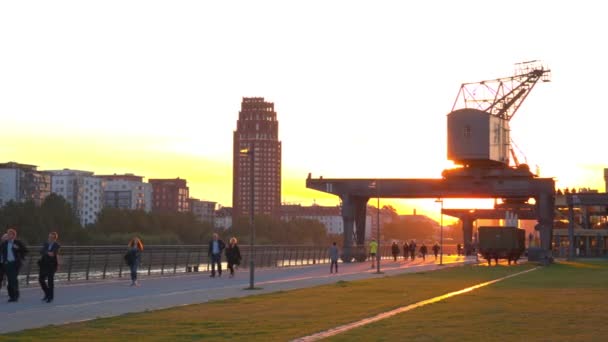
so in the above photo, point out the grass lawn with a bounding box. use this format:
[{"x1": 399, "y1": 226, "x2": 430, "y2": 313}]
[
  {"x1": 330, "y1": 260, "x2": 608, "y2": 342},
  {"x1": 4, "y1": 261, "x2": 606, "y2": 341}
]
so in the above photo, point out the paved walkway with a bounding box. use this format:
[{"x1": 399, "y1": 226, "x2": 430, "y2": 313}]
[{"x1": 0, "y1": 255, "x2": 476, "y2": 334}]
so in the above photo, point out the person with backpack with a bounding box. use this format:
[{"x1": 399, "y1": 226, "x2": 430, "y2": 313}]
[{"x1": 125, "y1": 237, "x2": 143, "y2": 287}]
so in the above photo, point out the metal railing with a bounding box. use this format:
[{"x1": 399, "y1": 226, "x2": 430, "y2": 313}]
[{"x1": 13, "y1": 243, "x2": 460, "y2": 286}]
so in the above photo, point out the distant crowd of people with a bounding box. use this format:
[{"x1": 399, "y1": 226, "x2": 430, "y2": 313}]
[{"x1": 556, "y1": 187, "x2": 596, "y2": 195}]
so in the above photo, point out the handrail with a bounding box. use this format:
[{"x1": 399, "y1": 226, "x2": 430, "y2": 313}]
[{"x1": 15, "y1": 244, "x2": 462, "y2": 286}]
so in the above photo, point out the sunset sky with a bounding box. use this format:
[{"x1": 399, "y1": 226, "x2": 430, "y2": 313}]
[{"x1": 2, "y1": 1, "x2": 607, "y2": 219}]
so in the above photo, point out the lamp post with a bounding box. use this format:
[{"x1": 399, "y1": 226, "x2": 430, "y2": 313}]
[
  {"x1": 435, "y1": 198, "x2": 444, "y2": 266},
  {"x1": 369, "y1": 180, "x2": 381, "y2": 274},
  {"x1": 240, "y1": 145, "x2": 255, "y2": 289},
  {"x1": 376, "y1": 182, "x2": 381, "y2": 274}
]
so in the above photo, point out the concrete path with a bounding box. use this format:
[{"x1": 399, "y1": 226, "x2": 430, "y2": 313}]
[{"x1": 0, "y1": 255, "x2": 476, "y2": 334}]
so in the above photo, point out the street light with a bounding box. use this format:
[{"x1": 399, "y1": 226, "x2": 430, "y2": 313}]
[
  {"x1": 435, "y1": 198, "x2": 444, "y2": 266},
  {"x1": 369, "y1": 180, "x2": 381, "y2": 274},
  {"x1": 240, "y1": 145, "x2": 255, "y2": 289}
]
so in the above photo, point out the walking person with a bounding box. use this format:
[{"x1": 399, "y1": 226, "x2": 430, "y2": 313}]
[
  {"x1": 1, "y1": 228, "x2": 28, "y2": 302},
  {"x1": 391, "y1": 242, "x2": 400, "y2": 262},
  {"x1": 402, "y1": 241, "x2": 409, "y2": 261},
  {"x1": 0, "y1": 234, "x2": 7, "y2": 296},
  {"x1": 208, "y1": 233, "x2": 225, "y2": 278},
  {"x1": 432, "y1": 243, "x2": 440, "y2": 260},
  {"x1": 225, "y1": 237, "x2": 242, "y2": 278},
  {"x1": 369, "y1": 239, "x2": 378, "y2": 268},
  {"x1": 329, "y1": 242, "x2": 339, "y2": 273},
  {"x1": 420, "y1": 243, "x2": 428, "y2": 261},
  {"x1": 125, "y1": 237, "x2": 143, "y2": 287},
  {"x1": 409, "y1": 240, "x2": 417, "y2": 261},
  {"x1": 38, "y1": 232, "x2": 60, "y2": 303}
]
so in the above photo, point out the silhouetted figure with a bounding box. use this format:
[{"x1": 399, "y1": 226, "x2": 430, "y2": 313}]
[
  {"x1": 432, "y1": 243, "x2": 440, "y2": 259},
  {"x1": 225, "y1": 237, "x2": 242, "y2": 278},
  {"x1": 402, "y1": 242, "x2": 409, "y2": 260},
  {"x1": 391, "y1": 242, "x2": 400, "y2": 261},
  {"x1": 420, "y1": 244, "x2": 428, "y2": 261},
  {"x1": 456, "y1": 243, "x2": 462, "y2": 256},
  {"x1": 1, "y1": 228, "x2": 28, "y2": 302},
  {"x1": 39, "y1": 232, "x2": 60, "y2": 302},
  {"x1": 329, "y1": 242, "x2": 339, "y2": 273},
  {"x1": 409, "y1": 240, "x2": 417, "y2": 260},
  {"x1": 208, "y1": 233, "x2": 226, "y2": 277},
  {"x1": 0, "y1": 234, "x2": 7, "y2": 296}
]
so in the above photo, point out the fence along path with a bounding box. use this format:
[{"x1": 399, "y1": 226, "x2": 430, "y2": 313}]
[{"x1": 17, "y1": 243, "x2": 459, "y2": 285}]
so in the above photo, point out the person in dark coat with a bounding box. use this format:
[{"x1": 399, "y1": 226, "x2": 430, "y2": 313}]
[
  {"x1": 208, "y1": 233, "x2": 226, "y2": 278},
  {"x1": 409, "y1": 240, "x2": 417, "y2": 261},
  {"x1": 39, "y1": 232, "x2": 61, "y2": 302},
  {"x1": 402, "y1": 241, "x2": 409, "y2": 260},
  {"x1": 420, "y1": 243, "x2": 428, "y2": 261},
  {"x1": 126, "y1": 237, "x2": 143, "y2": 287},
  {"x1": 0, "y1": 234, "x2": 7, "y2": 296},
  {"x1": 432, "y1": 243, "x2": 440, "y2": 260},
  {"x1": 391, "y1": 242, "x2": 400, "y2": 262},
  {"x1": 1, "y1": 228, "x2": 28, "y2": 302},
  {"x1": 225, "y1": 237, "x2": 242, "y2": 278}
]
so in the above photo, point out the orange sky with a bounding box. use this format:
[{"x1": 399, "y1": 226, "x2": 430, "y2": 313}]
[{"x1": 2, "y1": 1, "x2": 608, "y2": 221}]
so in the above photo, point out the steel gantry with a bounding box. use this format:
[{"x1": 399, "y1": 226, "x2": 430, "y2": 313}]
[{"x1": 306, "y1": 174, "x2": 554, "y2": 262}]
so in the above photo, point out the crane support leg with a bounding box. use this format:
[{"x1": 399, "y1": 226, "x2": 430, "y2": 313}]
[{"x1": 341, "y1": 195, "x2": 355, "y2": 262}]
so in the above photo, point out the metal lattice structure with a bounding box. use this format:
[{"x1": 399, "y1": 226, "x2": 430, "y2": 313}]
[{"x1": 452, "y1": 60, "x2": 551, "y2": 121}]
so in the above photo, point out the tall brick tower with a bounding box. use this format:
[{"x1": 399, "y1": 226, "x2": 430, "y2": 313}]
[{"x1": 233, "y1": 97, "x2": 282, "y2": 220}]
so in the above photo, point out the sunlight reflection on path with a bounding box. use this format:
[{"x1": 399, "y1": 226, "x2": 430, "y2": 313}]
[{"x1": 293, "y1": 267, "x2": 539, "y2": 342}]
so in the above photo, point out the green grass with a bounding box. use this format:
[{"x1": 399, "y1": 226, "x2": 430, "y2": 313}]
[
  {"x1": 330, "y1": 260, "x2": 608, "y2": 342},
  {"x1": 4, "y1": 262, "x2": 606, "y2": 341}
]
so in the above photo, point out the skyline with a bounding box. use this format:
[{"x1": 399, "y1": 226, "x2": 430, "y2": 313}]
[{"x1": 2, "y1": 1, "x2": 608, "y2": 219}]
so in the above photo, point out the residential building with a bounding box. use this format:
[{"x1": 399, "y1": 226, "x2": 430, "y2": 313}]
[
  {"x1": 214, "y1": 206, "x2": 233, "y2": 230},
  {"x1": 281, "y1": 204, "x2": 372, "y2": 236},
  {"x1": 99, "y1": 174, "x2": 152, "y2": 212},
  {"x1": 49, "y1": 169, "x2": 104, "y2": 226},
  {"x1": 149, "y1": 178, "x2": 189, "y2": 213},
  {"x1": 0, "y1": 162, "x2": 51, "y2": 207},
  {"x1": 188, "y1": 198, "x2": 216, "y2": 223},
  {"x1": 233, "y1": 97, "x2": 282, "y2": 220}
]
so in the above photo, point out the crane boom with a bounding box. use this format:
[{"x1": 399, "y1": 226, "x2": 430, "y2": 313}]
[{"x1": 452, "y1": 60, "x2": 551, "y2": 121}]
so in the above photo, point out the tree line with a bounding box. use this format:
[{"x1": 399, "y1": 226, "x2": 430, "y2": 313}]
[{"x1": 0, "y1": 194, "x2": 333, "y2": 246}]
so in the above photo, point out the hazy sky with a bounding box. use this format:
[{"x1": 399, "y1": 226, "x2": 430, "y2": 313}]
[{"x1": 2, "y1": 1, "x2": 607, "y2": 218}]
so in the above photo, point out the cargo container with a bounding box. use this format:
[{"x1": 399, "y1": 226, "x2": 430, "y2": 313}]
[{"x1": 478, "y1": 226, "x2": 525, "y2": 266}]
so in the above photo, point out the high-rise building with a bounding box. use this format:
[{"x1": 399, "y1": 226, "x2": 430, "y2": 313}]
[
  {"x1": 49, "y1": 169, "x2": 104, "y2": 226},
  {"x1": 188, "y1": 198, "x2": 216, "y2": 223},
  {"x1": 233, "y1": 97, "x2": 282, "y2": 220},
  {"x1": 149, "y1": 178, "x2": 189, "y2": 213},
  {"x1": 0, "y1": 162, "x2": 51, "y2": 207},
  {"x1": 99, "y1": 174, "x2": 152, "y2": 212}
]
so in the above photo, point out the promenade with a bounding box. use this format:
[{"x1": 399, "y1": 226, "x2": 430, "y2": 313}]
[{"x1": 0, "y1": 255, "x2": 475, "y2": 334}]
